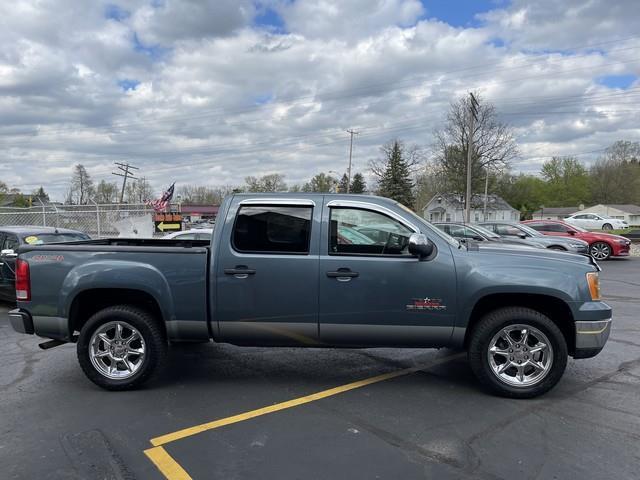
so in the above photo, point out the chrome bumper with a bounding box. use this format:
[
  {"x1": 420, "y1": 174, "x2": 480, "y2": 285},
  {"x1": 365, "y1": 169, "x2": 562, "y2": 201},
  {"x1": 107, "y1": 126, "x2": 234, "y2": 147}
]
[
  {"x1": 574, "y1": 319, "x2": 611, "y2": 358},
  {"x1": 9, "y1": 308, "x2": 34, "y2": 335}
]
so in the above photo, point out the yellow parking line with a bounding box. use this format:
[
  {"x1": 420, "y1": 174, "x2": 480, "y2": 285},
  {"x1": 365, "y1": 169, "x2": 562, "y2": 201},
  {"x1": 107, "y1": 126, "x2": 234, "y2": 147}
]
[
  {"x1": 150, "y1": 352, "x2": 463, "y2": 447},
  {"x1": 144, "y1": 446, "x2": 192, "y2": 480}
]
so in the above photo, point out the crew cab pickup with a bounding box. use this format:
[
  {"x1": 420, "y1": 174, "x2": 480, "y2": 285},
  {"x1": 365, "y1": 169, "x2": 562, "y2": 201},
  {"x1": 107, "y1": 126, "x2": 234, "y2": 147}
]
[{"x1": 7, "y1": 194, "x2": 612, "y2": 398}]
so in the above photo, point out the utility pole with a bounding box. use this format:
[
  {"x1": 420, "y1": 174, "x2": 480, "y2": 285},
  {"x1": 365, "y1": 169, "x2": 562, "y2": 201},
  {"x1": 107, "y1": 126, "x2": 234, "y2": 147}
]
[
  {"x1": 112, "y1": 162, "x2": 139, "y2": 204},
  {"x1": 483, "y1": 167, "x2": 490, "y2": 221},
  {"x1": 346, "y1": 129, "x2": 359, "y2": 193},
  {"x1": 465, "y1": 93, "x2": 479, "y2": 223}
]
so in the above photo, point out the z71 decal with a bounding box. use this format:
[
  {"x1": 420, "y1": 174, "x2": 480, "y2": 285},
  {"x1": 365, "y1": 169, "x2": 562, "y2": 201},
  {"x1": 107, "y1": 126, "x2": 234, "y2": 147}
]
[{"x1": 406, "y1": 298, "x2": 447, "y2": 311}]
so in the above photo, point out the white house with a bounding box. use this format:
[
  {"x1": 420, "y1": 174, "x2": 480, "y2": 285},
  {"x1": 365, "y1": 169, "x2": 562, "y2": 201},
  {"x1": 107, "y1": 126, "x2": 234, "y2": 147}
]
[
  {"x1": 576, "y1": 204, "x2": 640, "y2": 226},
  {"x1": 423, "y1": 193, "x2": 520, "y2": 223}
]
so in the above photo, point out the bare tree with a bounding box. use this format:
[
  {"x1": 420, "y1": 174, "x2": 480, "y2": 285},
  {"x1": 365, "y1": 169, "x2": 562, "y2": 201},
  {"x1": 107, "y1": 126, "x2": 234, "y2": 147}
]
[
  {"x1": 178, "y1": 185, "x2": 236, "y2": 204},
  {"x1": 94, "y1": 180, "x2": 119, "y2": 204},
  {"x1": 69, "y1": 164, "x2": 94, "y2": 205},
  {"x1": 244, "y1": 174, "x2": 287, "y2": 192},
  {"x1": 432, "y1": 93, "x2": 518, "y2": 193}
]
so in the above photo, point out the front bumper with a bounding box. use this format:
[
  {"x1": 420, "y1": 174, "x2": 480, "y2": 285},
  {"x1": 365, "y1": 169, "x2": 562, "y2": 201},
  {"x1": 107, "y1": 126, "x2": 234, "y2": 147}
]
[
  {"x1": 9, "y1": 308, "x2": 34, "y2": 335},
  {"x1": 574, "y1": 318, "x2": 612, "y2": 359}
]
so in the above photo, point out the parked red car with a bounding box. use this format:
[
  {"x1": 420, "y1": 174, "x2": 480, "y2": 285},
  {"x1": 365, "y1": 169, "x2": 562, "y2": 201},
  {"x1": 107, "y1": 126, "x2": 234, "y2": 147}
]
[{"x1": 523, "y1": 220, "x2": 631, "y2": 260}]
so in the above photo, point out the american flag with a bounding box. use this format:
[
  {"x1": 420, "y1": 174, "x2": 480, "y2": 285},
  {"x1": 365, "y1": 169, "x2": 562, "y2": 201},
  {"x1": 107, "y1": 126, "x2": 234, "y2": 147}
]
[{"x1": 147, "y1": 182, "x2": 175, "y2": 212}]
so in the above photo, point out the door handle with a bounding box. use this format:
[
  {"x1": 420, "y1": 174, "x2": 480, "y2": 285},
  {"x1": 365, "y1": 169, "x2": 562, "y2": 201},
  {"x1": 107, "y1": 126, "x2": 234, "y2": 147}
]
[
  {"x1": 326, "y1": 268, "x2": 359, "y2": 281},
  {"x1": 224, "y1": 266, "x2": 256, "y2": 278}
]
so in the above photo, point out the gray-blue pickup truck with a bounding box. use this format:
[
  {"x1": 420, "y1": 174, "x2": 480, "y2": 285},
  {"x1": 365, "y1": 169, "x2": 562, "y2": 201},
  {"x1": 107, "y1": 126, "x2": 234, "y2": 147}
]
[{"x1": 7, "y1": 194, "x2": 611, "y2": 398}]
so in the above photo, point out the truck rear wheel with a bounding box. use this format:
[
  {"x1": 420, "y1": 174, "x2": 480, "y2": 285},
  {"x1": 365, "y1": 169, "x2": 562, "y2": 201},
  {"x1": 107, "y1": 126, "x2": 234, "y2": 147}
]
[
  {"x1": 77, "y1": 305, "x2": 167, "y2": 390},
  {"x1": 468, "y1": 307, "x2": 567, "y2": 398}
]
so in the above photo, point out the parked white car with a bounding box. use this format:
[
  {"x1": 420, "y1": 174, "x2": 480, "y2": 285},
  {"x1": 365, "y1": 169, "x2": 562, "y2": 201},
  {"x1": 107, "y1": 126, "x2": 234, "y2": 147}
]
[
  {"x1": 162, "y1": 228, "x2": 213, "y2": 240},
  {"x1": 564, "y1": 213, "x2": 628, "y2": 230}
]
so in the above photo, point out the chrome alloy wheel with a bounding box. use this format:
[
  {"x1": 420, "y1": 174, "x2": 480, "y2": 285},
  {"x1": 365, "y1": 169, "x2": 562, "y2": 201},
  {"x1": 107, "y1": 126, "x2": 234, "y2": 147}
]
[
  {"x1": 89, "y1": 321, "x2": 146, "y2": 379},
  {"x1": 487, "y1": 324, "x2": 553, "y2": 387},
  {"x1": 590, "y1": 242, "x2": 611, "y2": 260}
]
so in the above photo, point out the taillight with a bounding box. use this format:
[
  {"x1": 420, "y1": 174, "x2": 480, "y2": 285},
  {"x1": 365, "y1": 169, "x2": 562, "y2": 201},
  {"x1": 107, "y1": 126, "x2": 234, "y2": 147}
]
[{"x1": 15, "y1": 259, "x2": 31, "y2": 301}]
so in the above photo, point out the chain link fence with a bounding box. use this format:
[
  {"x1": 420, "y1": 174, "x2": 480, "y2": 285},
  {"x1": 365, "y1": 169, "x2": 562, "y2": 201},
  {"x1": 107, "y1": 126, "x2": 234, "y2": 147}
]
[{"x1": 0, "y1": 203, "x2": 164, "y2": 238}]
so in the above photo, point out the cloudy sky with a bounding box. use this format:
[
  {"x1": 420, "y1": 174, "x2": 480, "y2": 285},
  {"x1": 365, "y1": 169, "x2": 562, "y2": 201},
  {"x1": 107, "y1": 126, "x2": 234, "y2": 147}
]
[{"x1": 1, "y1": 0, "x2": 639, "y2": 200}]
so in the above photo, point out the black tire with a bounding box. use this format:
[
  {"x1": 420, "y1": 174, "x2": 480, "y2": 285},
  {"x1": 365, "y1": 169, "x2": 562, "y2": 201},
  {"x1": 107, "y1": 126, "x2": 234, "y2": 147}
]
[
  {"x1": 77, "y1": 305, "x2": 167, "y2": 390},
  {"x1": 590, "y1": 241, "x2": 612, "y2": 261},
  {"x1": 602, "y1": 223, "x2": 612, "y2": 230},
  {"x1": 468, "y1": 307, "x2": 567, "y2": 399}
]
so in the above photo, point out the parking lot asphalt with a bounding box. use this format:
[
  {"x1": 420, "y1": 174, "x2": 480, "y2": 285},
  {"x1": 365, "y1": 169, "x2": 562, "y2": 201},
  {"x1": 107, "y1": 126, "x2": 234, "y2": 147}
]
[{"x1": 1, "y1": 258, "x2": 639, "y2": 480}]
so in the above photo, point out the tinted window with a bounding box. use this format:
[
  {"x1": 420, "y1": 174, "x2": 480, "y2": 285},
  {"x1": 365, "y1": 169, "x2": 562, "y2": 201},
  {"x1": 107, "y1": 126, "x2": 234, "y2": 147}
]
[
  {"x1": 3, "y1": 234, "x2": 19, "y2": 250},
  {"x1": 233, "y1": 205, "x2": 312, "y2": 254},
  {"x1": 529, "y1": 222, "x2": 569, "y2": 233},
  {"x1": 330, "y1": 208, "x2": 412, "y2": 255},
  {"x1": 494, "y1": 224, "x2": 524, "y2": 237}
]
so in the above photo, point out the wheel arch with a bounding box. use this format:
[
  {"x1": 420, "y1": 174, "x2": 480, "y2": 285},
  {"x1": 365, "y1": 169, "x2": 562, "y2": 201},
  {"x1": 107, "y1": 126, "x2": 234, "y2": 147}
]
[
  {"x1": 464, "y1": 293, "x2": 575, "y2": 355},
  {"x1": 68, "y1": 288, "x2": 166, "y2": 339}
]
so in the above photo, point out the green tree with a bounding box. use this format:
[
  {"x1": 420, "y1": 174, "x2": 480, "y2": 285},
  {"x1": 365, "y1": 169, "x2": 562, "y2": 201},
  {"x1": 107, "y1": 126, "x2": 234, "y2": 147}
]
[
  {"x1": 31, "y1": 186, "x2": 50, "y2": 204},
  {"x1": 541, "y1": 156, "x2": 589, "y2": 206},
  {"x1": 350, "y1": 173, "x2": 366, "y2": 194},
  {"x1": 302, "y1": 173, "x2": 337, "y2": 192},
  {"x1": 374, "y1": 140, "x2": 416, "y2": 207},
  {"x1": 590, "y1": 140, "x2": 640, "y2": 204},
  {"x1": 495, "y1": 173, "x2": 547, "y2": 219},
  {"x1": 337, "y1": 174, "x2": 350, "y2": 193}
]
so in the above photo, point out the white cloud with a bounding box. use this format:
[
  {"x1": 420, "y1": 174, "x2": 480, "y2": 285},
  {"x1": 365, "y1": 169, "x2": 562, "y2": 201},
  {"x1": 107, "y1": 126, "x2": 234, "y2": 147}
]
[{"x1": 0, "y1": 0, "x2": 639, "y2": 200}]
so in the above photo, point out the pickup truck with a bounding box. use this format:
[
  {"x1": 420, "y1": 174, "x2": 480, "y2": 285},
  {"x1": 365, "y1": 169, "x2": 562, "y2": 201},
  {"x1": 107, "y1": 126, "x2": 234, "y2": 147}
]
[{"x1": 7, "y1": 194, "x2": 612, "y2": 398}]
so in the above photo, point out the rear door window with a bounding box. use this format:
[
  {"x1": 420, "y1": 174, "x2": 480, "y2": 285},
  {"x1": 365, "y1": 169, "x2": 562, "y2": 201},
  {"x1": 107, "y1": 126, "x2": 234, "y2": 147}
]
[{"x1": 233, "y1": 205, "x2": 313, "y2": 254}]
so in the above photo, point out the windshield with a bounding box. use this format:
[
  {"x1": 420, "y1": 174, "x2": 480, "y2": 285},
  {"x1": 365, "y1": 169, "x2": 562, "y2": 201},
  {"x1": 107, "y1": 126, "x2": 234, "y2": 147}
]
[
  {"x1": 23, "y1": 233, "x2": 89, "y2": 245},
  {"x1": 471, "y1": 224, "x2": 500, "y2": 239},
  {"x1": 516, "y1": 223, "x2": 544, "y2": 237}
]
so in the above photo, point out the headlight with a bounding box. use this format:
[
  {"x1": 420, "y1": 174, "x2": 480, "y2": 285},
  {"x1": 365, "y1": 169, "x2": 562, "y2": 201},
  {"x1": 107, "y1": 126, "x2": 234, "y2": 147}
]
[
  {"x1": 569, "y1": 243, "x2": 583, "y2": 248},
  {"x1": 618, "y1": 239, "x2": 628, "y2": 245},
  {"x1": 586, "y1": 272, "x2": 601, "y2": 301}
]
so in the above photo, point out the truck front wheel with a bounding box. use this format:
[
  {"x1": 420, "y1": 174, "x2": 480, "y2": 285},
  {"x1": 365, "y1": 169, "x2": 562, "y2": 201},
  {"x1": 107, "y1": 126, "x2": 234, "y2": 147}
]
[
  {"x1": 468, "y1": 307, "x2": 567, "y2": 398},
  {"x1": 77, "y1": 305, "x2": 167, "y2": 390}
]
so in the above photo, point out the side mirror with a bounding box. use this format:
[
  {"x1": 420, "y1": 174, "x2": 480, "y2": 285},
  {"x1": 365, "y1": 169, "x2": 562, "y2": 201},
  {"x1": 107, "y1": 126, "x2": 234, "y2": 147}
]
[
  {"x1": 0, "y1": 249, "x2": 16, "y2": 258},
  {"x1": 568, "y1": 230, "x2": 576, "y2": 235},
  {"x1": 472, "y1": 235, "x2": 484, "y2": 241},
  {"x1": 408, "y1": 233, "x2": 434, "y2": 260},
  {"x1": 518, "y1": 233, "x2": 527, "y2": 239}
]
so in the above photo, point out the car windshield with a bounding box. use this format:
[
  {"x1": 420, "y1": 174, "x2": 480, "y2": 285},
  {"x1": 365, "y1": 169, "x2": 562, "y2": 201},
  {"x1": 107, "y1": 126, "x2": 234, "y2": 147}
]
[
  {"x1": 22, "y1": 233, "x2": 89, "y2": 245},
  {"x1": 471, "y1": 224, "x2": 500, "y2": 239},
  {"x1": 516, "y1": 224, "x2": 545, "y2": 237}
]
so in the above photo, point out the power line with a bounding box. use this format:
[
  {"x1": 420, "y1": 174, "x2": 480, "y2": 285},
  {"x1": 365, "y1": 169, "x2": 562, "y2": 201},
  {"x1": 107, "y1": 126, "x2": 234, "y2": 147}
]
[
  {"x1": 112, "y1": 162, "x2": 139, "y2": 204},
  {"x1": 4, "y1": 42, "x2": 639, "y2": 139}
]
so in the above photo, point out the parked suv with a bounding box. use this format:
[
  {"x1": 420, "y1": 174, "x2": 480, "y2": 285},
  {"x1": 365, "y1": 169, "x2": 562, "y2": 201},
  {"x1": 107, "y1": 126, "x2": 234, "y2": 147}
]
[
  {"x1": 522, "y1": 220, "x2": 631, "y2": 260},
  {"x1": 479, "y1": 221, "x2": 589, "y2": 254}
]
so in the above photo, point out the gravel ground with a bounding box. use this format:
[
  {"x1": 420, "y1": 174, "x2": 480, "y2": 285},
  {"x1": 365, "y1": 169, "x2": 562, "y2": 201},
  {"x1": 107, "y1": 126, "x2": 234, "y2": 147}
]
[{"x1": 630, "y1": 242, "x2": 640, "y2": 256}]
